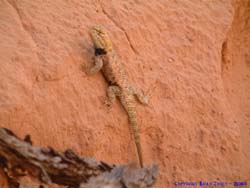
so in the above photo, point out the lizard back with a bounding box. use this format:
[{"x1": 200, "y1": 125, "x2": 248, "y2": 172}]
[{"x1": 101, "y1": 51, "x2": 129, "y2": 89}]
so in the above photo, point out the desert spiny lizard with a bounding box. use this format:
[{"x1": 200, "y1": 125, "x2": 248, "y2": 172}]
[{"x1": 88, "y1": 25, "x2": 149, "y2": 167}]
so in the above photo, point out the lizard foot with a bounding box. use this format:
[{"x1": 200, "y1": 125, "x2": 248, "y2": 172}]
[{"x1": 103, "y1": 99, "x2": 112, "y2": 107}]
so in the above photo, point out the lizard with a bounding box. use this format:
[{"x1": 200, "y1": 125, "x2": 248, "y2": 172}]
[{"x1": 88, "y1": 25, "x2": 149, "y2": 168}]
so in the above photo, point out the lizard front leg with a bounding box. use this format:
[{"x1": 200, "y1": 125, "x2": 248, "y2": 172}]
[{"x1": 88, "y1": 55, "x2": 103, "y2": 75}]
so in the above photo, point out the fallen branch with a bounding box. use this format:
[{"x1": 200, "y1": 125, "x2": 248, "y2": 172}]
[{"x1": 0, "y1": 128, "x2": 158, "y2": 188}]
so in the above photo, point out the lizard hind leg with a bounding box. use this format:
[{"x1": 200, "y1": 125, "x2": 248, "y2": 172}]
[
  {"x1": 132, "y1": 86, "x2": 149, "y2": 105},
  {"x1": 105, "y1": 85, "x2": 121, "y2": 106}
]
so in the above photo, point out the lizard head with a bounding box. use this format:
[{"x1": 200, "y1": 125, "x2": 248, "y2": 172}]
[{"x1": 90, "y1": 25, "x2": 113, "y2": 55}]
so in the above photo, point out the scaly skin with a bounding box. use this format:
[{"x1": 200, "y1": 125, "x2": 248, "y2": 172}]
[{"x1": 88, "y1": 25, "x2": 148, "y2": 167}]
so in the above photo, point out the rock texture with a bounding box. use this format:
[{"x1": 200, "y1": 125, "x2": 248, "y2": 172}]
[
  {"x1": 0, "y1": 0, "x2": 249, "y2": 187},
  {"x1": 222, "y1": 0, "x2": 250, "y2": 180}
]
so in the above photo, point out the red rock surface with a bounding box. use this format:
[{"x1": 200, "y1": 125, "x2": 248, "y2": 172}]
[
  {"x1": 222, "y1": 0, "x2": 250, "y2": 181},
  {"x1": 0, "y1": 0, "x2": 249, "y2": 187}
]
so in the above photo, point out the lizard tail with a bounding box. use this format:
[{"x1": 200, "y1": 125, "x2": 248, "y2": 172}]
[{"x1": 127, "y1": 107, "x2": 144, "y2": 168}]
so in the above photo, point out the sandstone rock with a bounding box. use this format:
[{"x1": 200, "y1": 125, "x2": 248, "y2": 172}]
[{"x1": 0, "y1": 0, "x2": 249, "y2": 187}]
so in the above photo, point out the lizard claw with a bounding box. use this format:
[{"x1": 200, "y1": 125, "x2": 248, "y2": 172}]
[
  {"x1": 104, "y1": 99, "x2": 112, "y2": 113},
  {"x1": 103, "y1": 98, "x2": 112, "y2": 107}
]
